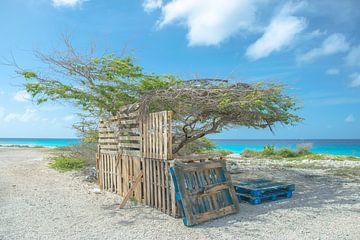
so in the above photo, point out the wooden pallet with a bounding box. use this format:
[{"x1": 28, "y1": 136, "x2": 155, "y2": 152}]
[
  {"x1": 234, "y1": 179, "x2": 294, "y2": 204},
  {"x1": 237, "y1": 190, "x2": 293, "y2": 204},
  {"x1": 170, "y1": 159, "x2": 239, "y2": 226}
]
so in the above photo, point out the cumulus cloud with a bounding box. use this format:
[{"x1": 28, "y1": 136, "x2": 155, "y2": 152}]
[
  {"x1": 13, "y1": 90, "x2": 31, "y2": 103},
  {"x1": 246, "y1": 1, "x2": 307, "y2": 60},
  {"x1": 349, "y1": 73, "x2": 360, "y2": 87},
  {"x1": 156, "y1": 0, "x2": 258, "y2": 46},
  {"x1": 326, "y1": 68, "x2": 340, "y2": 75},
  {"x1": 297, "y1": 33, "x2": 350, "y2": 63},
  {"x1": 345, "y1": 114, "x2": 355, "y2": 123},
  {"x1": 143, "y1": 0, "x2": 163, "y2": 13},
  {"x1": 3, "y1": 109, "x2": 39, "y2": 123},
  {"x1": 345, "y1": 45, "x2": 360, "y2": 67},
  {"x1": 52, "y1": 0, "x2": 85, "y2": 8}
]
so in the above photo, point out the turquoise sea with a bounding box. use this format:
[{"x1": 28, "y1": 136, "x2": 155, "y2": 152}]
[
  {"x1": 0, "y1": 138, "x2": 80, "y2": 147},
  {"x1": 1, "y1": 138, "x2": 360, "y2": 157},
  {"x1": 213, "y1": 139, "x2": 360, "y2": 157}
]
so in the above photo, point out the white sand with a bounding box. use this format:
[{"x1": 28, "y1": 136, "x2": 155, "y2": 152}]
[{"x1": 1, "y1": 147, "x2": 360, "y2": 240}]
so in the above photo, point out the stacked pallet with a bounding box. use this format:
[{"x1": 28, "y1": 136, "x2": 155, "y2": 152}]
[{"x1": 234, "y1": 179, "x2": 295, "y2": 204}]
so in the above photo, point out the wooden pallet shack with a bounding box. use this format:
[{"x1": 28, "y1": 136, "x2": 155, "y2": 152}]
[{"x1": 96, "y1": 105, "x2": 179, "y2": 217}]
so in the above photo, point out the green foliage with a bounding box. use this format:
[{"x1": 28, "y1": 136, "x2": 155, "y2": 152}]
[
  {"x1": 262, "y1": 145, "x2": 276, "y2": 156},
  {"x1": 56, "y1": 142, "x2": 97, "y2": 166},
  {"x1": 18, "y1": 42, "x2": 302, "y2": 154},
  {"x1": 50, "y1": 156, "x2": 85, "y2": 172},
  {"x1": 241, "y1": 145, "x2": 360, "y2": 161},
  {"x1": 177, "y1": 137, "x2": 216, "y2": 155},
  {"x1": 21, "y1": 71, "x2": 37, "y2": 79},
  {"x1": 241, "y1": 145, "x2": 309, "y2": 159}
]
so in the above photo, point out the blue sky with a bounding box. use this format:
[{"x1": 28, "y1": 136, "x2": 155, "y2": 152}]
[{"x1": 0, "y1": 0, "x2": 359, "y2": 139}]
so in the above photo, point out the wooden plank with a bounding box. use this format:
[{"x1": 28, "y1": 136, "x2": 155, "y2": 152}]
[
  {"x1": 110, "y1": 155, "x2": 113, "y2": 192},
  {"x1": 163, "y1": 112, "x2": 168, "y2": 160},
  {"x1": 156, "y1": 113, "x2": 160, "y2": 159},
  {"x1": 162, "y1": 161, "x2": 166, "y2": 212},
  {"x1": 134, "y1": 158, "x2": 142, "y2": 201},
  {"x1": 118, "y1": 136, "x2": 141, "y2": 141},
  {"x1": 118, "y1": 119, "x2": 138, "y2": 125},
  {"x1": 150, "y1": 159, "x2": 154, "y2": 207},
  {"x1": 117, "y1": 112, "x2": 139, "y2": 118},
  {"x1": 146, "y1": 159, "x2": 151, "y2": 205},
  {"x1": 98, "y1": 133, "x2": 117, "y2": 138},
  {"x1": 123, "y1": 155, "x2": 129, "y2": 196},
  {"x1": 151, "y1": 113, "x2": 155, "y2": 159},
  {"x1": 119, "y1": 171, "x2": 143, "y2": 209},
  {"x1": 118, "y1": 143, "x2": 141, "y2": 149},
  {"x1": 167, "y1": 111, "x2": 173, "y2": 160},
  {"x1": 165, "y1": 161, "x2": 169, "y2": 214},
  {"x1": 117, "y1": 156, "x2": 121, "y2": 195},
  {"x1": 118, "y1": 150, "x2": 141, "y2": 157},
  {"x1": 174, "y1": 160, "x2": 225, "y2": 172},
  {"x1": 99, "y1": 155, "x2": 103, "y2": 189}
]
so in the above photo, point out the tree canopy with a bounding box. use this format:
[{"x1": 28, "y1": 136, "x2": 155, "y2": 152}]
[{"x1": 18, "y1": 42, "x2": 302, "y2": 154}]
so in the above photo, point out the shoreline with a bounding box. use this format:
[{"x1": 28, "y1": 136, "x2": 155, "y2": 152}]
[{"x1": 0, "y1": 144, "x2": 54, "y2": 148}]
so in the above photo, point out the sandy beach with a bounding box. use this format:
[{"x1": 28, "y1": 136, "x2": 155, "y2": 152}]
[{"x1": 1, "y1": 147, "x2": 360, "y2": 240}]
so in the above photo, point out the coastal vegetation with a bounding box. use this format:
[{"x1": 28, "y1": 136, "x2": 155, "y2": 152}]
[
  {"x1": 50, "y1": 156, "x2": 85, "y2": 172},
  {"x1": 241, "y1": 145, "x2": 360, "y2": 161},
  {"x1": 49, "y1": 142, "x2": 97, "y2": 172}
]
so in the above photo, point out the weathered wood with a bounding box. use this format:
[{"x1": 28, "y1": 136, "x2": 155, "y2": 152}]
[
  {"x1": 97, "y1": 107, "x2": 178, "y2": 217},
  {"x1": 119, "y1": 171, "x2": 143, "y2": 209},
  {"x1": 171, "y1": 159, "x2": 239, "y2": 226}
]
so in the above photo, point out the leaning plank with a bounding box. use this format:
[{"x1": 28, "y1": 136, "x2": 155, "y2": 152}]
[{"x1": 119, "y1": 171, "x2": 143, "y2": 209}]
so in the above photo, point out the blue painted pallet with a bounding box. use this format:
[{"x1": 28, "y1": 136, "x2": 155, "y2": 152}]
[
  {"x1": 237, "y1": 190, "x2": 293, "y2": 204},
  {"x1": 234, "y1": 179, "x2": 295, "y2": 197},
  {"x1": 170, "y1": 159, "x2": 239, "y2": 226}
]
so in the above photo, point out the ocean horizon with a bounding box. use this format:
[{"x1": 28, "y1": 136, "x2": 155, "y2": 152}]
[{"x1": 0, "y1": 138, "x2": 360, "y2": 157}]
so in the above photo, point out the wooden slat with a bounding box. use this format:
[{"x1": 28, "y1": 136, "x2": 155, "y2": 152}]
[
  {"x1": 119, "y1": 171, "x2": 143, "y2": 209},
  {"x1": 118, "y1": 143, "x2": 140, "y2": 149},
  {"x1": 98, "y1": 138, "x2": 118, "y2": 143},
  {"x1": 162, "y1": 161, "x2": 166, "y2": 211},
  {"x1": 118, "y1": 136, "x2": 141, "y2": 141},
  {"x1": 168, "y1": 111, "x2": 173, "y2": 160}
]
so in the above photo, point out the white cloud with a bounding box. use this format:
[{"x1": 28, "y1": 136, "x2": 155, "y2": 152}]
[
  {"x1": 345, "y1": 114, "x2": 355, "y2": 123},
  {"x1": 326, "y1": 68, "x2": 340, "y2": 75},
  {"x1": 52, "y1": 0, "x2": 85, "y2": 8},
  {"x1": 297, "y1": 33, "x2": 350, "y2": 63},
  {"x1": 13, "y1": 90, "x2": 31, "y2": 103},
  {"x1": 63, "y1": 114, "x2": 75, "y2": 121},
  {"x1": 350, "y1": 73, "x2": 360, "y2": 87},
  {"x1": 246, "y1": 1, "x2": 307, "y2": 60},
  {"x1": 345, "y1": 45, "x2": 360, "y2": 67},
  {"x1": 157, "y1": 0, "x2": 259, "y2": 46},
  {"x1": 3, "y1": 109, "x2": 39, "y2": 123},
  {"x1": 143, "y1": 0, "x2": 163, "y2": 13}
]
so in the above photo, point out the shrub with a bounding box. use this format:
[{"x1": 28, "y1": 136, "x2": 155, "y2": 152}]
[
  {"x1": 278, "y1": 148, "x2": 297, "y2": 158},
  {"x1": 177, "y1": 137, "x2": 217, "y2": 156},
  {"x1": 241, "y1": 149, "x2": 258, "y2": 158},
  {"x1": 262, "y1": 145, "x2": 276, "y2": 156},
  {"x1": 50, "y1": 156, "x2": 85, "y2": 172},
  {"x1": 56, "y1": 142, "x2": 97, "y2": 166}
]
